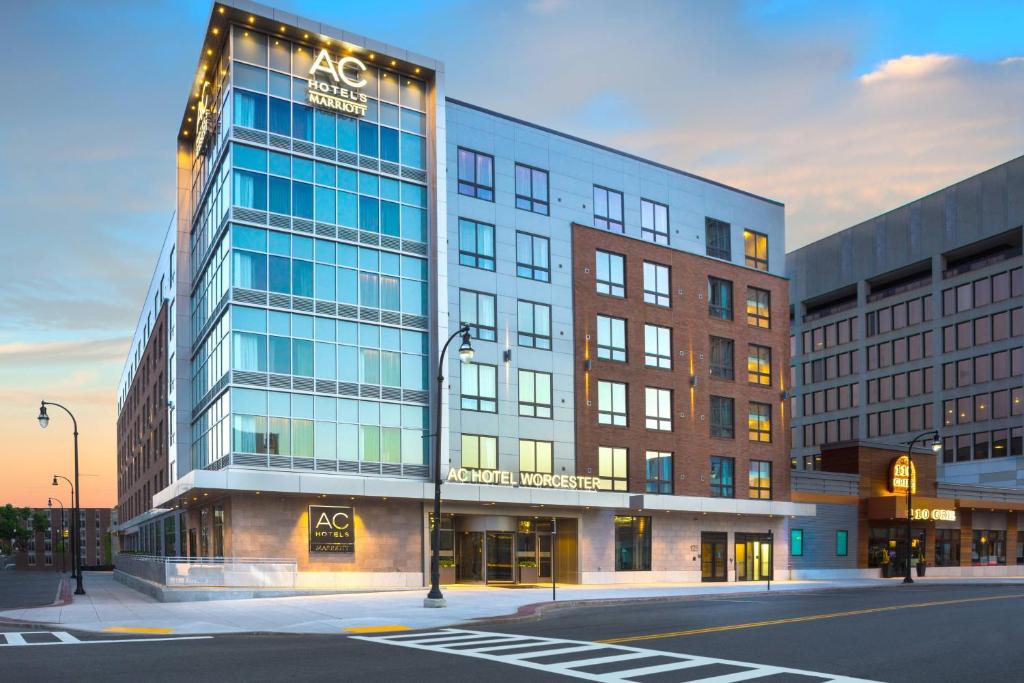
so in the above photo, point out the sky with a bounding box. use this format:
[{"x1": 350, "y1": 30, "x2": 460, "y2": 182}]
[{"x1": 0, "y1": 0, "x2": 1021, "y2": 508}]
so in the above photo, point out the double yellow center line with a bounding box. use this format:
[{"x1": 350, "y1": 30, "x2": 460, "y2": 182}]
[{"x1": 599, "y1": 592, "x2": 1024, "y2": 644}]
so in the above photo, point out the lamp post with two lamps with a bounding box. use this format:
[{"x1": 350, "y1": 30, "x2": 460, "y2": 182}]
[
  {"x1": 38, "y1": 401, "x2": 85, "y2": 595},
  {"x1": 903, "y1": 430, "x2": 942, "y2": 584},
  {"x1": 424, "y1": 325, "x2": 473, "y2": 608}
]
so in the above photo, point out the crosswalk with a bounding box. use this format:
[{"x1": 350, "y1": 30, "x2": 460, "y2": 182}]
[
  {"x1": 351, "y1": 628, "x2": 879, "y2": 682},
  {"x1": 0, "y1": 631, "x2": 212, "y2": 647}
]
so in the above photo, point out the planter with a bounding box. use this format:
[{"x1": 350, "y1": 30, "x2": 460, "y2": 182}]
[
  {"x1": 916, "y1": 564, "x2": 926, "y2": 577},
  {"x1": 880, "y1": 564, "x2": 892, "y2": 578},
  {"x1": 439, "y1": 565, "x2": 456, "y2": 585},
  {"x1": 518, "y1": 566, "x2": 539, "y2": 584}
]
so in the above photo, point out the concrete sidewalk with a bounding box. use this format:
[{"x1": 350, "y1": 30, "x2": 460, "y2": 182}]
[{"x1": 3, "y1": 572, "x2": 1024, "y2": 635}]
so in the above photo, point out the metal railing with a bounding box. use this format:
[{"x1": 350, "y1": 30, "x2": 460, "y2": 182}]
[{"x1": 116, "y1": 554, "x2": 298, "y2": 588}]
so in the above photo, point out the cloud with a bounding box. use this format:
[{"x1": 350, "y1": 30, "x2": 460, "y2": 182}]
[
  {"x1": 0, "y1": 337, "x2": 130, "y2": 366},
  {"x1": 859, "y1": 53, "x2": 961, "y2": 84}
]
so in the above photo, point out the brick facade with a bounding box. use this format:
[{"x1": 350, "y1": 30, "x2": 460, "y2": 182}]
[{"x1": 16, "y1": 507, "x2": 113, "y2": 570}]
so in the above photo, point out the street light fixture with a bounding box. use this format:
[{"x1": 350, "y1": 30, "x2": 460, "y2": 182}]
[
  {"x1": 903, "y1": 429, "x2": 941, "y2": 585},
  {"x1": 52, "y1": 475, "x2": 74, "y2": 578},
  {"x1": 48, "y1": 497, "x2": 66, "y2": 574},
  {"x1": 38, "y1": 400, "x2": 85, "y2": 595},
  {"x1": 425, "y1": 325, "x2": 473, "y2": 608}
]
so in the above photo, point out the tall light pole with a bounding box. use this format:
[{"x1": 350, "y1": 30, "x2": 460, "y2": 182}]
[
  {"x1": 424, "y1": 325, "x2": 473, "y2": 608},
  {"x1": 48, "y1": 497, "x2": 66, "y2": 574},
  {"x1": 903, "y1": 430, "x2": 941, "y2": 584},
  {"x1": 39, "y1": 401, "x2": 85, "y2": 595},
  {"x1": 52, "y1": 475, "x2": 74, "y2": 578}
]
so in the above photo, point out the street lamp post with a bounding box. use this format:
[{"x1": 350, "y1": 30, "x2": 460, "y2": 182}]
[
  {"x1": 903, "y1": 430, "x2": 941, "y2": 585},
  {"x1": 52, "y1": 475, "x2": 74, "y2": 578},
  {"x1": 48, "y1": 497, "x2": 66, "y2": 574},
  {"x1": 39, "y1": 401, "x2": 85, "y2": 595},
  {"x1": 424, "y1": 325, "x2": 473, "y2": 608}
]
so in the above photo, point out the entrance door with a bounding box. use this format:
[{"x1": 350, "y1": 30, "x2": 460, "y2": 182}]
[
  {"x1": 735, "y1": 534, "x2": 773, "y2": 581},
  {"x1": 486, "y1": 531, "x2": 515, "y2": 583},
  {"x1": 456, "y1": 532, "x2": 483, "y2": 582},
  {"x1": 701, "y1": 532, "x2": 728, "y2": 582}
]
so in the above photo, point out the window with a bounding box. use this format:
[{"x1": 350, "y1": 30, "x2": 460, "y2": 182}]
[
  {"x1": 710, "y1": 456, "x2": 735, "y2": 497},
  {"x1": 834, "y1": 529, "x2": 849, "y2": 556},
  {"x1": 614, "y1": 516, "x2": 651, "y2": 570},
  {"x1": 749, "y1": 460, "x2": 772, "y2": 500},
  {"x1": 708, "y1": 277, "x2": 733, "y2": 320},
  {"x1": 461, "y1": 434, "x2": 497, "y2": 470},
  {"x1": 710, "y1": 396, "x2": 735, "y2": 438},
  {"x1": 519, "y1": 439, "x2": 553, "y2": 474},
  {"x1": 460, "y1": 290, "x2": 496, "y2": 341},
  {"x1": 515, "y1": 163, "x2": 549, "y2": 214},
  {"x1": 747, "y1": 344, "x2": 772, "y2": 386},
  {"x1": 458, "y1": 218, "x2": 495, "y2": 271},
  {"x1": 644, "y1": 325, "x2": 671, "y2": 369},
  {"x1": 643, "y1": 262, "x2": 670, "y2": 306},
  {"x1": 461, "y1": 363, "x2": 497, "y2": 412},
  {"x1": 597, "y1": 316, "x2": 627, "y2": 362},
  {"x1": 749, "y1": 402, "x2": 772, "y2": 443},
  {"x1": 744, "y1": 229, "x2": 769, "y2": 270},
  {"x1": 705, "y1": 217, "x2": 731, "y2": 260},
  {"x1": 596, "y1": 250, "x2": 625, "y2": 297},
  {"x1": 641, "y1": 198, "x2": 669, "y2": 245},
  {"x1": 934, "y1": 528, "x2": 959, "y2": 566},
  {"x1": 645, "y1": 387, "x2": 672, "y2": 431},
  {"x1": 457, "y1": 148, "x2": 494, "y2": 200},
  {"x1": 516, "y1": 232, "x2": 550, "y2": 282},
  {"x1": 518, "y1": 369, "x2": 552, "y2": 418},
  {"x1": 518, "y1": 300, "x2": 551, "y2": 349},
  {"x1": 598, "y1": 380, "x2": 628, "y2": 426},
  {"x1": 710, "y1": 336, "x2": 735, "y2": 380},
  {"x1": 645, "y1": 451, "x2": 672, "y2": 494},
  {"x1": 599, "y1": 447, "x2": 628, "y2": 491},
  {"x1": 747, "y1": 287, "x2": 770, "y2": 328},
  {"x1": 593, "y1": 186, "x2": 624, "y2": 232},
  {"x1": 791, "y1": 529, "x2": 804, "y2": 556}
]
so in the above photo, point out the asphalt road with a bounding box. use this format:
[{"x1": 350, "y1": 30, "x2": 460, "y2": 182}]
[
  {"x1": 0, "y1": 571, "x2": 64, "y2": 609},
  {"x1": 2, "y1": 583, "x2": 1022, "y2": 682}
]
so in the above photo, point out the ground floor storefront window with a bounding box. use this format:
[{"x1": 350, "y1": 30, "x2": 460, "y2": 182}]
[
  {"x1": 934, "y1": 528, "x2": 960, "y2": 566},
  {"x1": 735, "y1": 533, "x2": 772, "y2": 581},
  {"x1": 971, "y1": 530, "x2": 1006, "y2": 565},
  {"x1": 615, "y1": 516, "x2": 651, "y2": 571},
  {"x1": 868, "y1": 526, "x2": 925, "y2": 575}
]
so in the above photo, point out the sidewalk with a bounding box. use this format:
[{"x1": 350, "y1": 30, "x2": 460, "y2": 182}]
[{"x1": 3, "y1": 572, "x2": 1024, "y2": 635}]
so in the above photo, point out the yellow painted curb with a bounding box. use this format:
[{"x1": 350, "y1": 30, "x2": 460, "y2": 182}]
[
  {"x1": 343, "y1": 625, "x2": 411, "y2": 634},
  {"x1": 104, "y1": 626, "x2": 175, "y2": 634}
]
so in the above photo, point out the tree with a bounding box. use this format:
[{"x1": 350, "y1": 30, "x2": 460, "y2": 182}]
[
  {"x1": 0, "y1": 504, "x2": 32, "y2": 553},
  {"x1": 31, "y1": 511, "x2": 50, "y2": 535}
]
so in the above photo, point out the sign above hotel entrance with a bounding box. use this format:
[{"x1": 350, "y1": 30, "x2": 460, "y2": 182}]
[
  {"x1": 306, "y1": 48, "x2": 369, "y2": 117},
  {"x1": 447, "y1": 468, "x2": 602, "y2": 491},
  {"x1": 309, "y1": 505, "x2": 355, "y2": 552}
]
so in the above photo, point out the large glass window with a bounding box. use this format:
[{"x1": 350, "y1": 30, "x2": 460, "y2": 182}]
[
  {"x1": 645, "y1": 451, "x2": 673, "y2": 494},
  {"x1": 747, "y1": 287, "x2": 771, "y2": 328},
  {"x1": 599, "y1": 446, "x2": 628, "y2": 491},
  {"x1": 972, "y1": 530, "x2": 1006, "y2": 566},
  {"x1": 518, "y1": 300, "x2": 551, "y2": 349},
  {"x1": 934, "y1": 528, "x2": 960, "y2": 566},
  {"x1": 460, "y1": 289, "x2": 496, "y2": 342},
  {"x1": 644, "y1": 324, "x2": 671, "y2": 369},
  {"x1": 749, "y1": 460, "x2": 772, "y2": 500},
  {"x1": 461, "y1": 363, "x2": 497, "y2": 412},
  {"x1": 836, "y1": 530, "x2": 848, "y2": 556},
  {"x1": 710, "y1": 336, "x2": 734, "y2": 380},
  {"x1": 457, "y1": 148, "x2": 494, "y2": 201},
  {"x1": 705, "y1": 217, "x2": 731, "y2": 260},
  {"x1": 643, "y1": 262, "x2": 670, "y2": 307},
  {"x1": 516, "y1": 232, "x2": 550, "y2": 282},
  {"x1": 598, "y1": 380, "x2": 628, "y2": 426},
  {"x1": 645, "y1": 387, "x2": 672, "y2": 431},
  {"x1": 515, "y1": 163, "x2": 549, "y2": 215},
  {"x1": 519, "y1": 440, "x2": 553, "y2": 474},
  {"x1": 458, "y1": 218, "x2": 495, "y2": 271},
  {"x1": 461, "y1": 434, "x2": 497, "y2": 470},
  {"x1": 709, "y1": 277, "x2": 733, "y2": 320},
  {"x1": 744, "y1": 229, "x2": 769, "y2": 270},
  {"x1": 641, "y1": 198, "x2": 669, "y2": 245},
  {"x1": 748, "y1": 344, "x2": 772, "y2": 386},
  {"x1": 749, "y1": 402, "x2": 772, "y2": 443},
  {"x1": 614, "y1": 516, "x2": 651, "y2": 571},
  {"x1": 791, "y1": 529, "x2": 804, "y2": 556},
  {"x1": 518, "y1": 369, "x2": 552, "y2": 419},
  {"x1": 710, "y1": 456, "x2": 735, "y2": 497},
  {"x1": 593, "y1": 186, "x2": 624, "y2": 232},
  {"x1": 597, "y1": 316, "x2": 627, "y2": 361},
  {"x1": 710, "y1": 395, "x2": 735, "y2": 438},
  {"x1": 596, "y1": 250, "x2": 625, "y2": 297}
]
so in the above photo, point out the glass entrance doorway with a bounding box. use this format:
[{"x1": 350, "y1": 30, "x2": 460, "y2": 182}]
[
  {"x1": 735, "y1": 533, "x2": 773, "y2": 581},
  {"x1": 456, "y1": 531, "x2": 483, "y2": 582},
  {"x1": 701, "y1": 532, "x2": 728, "y2": 582},
  {"x1": 868, "y1": 527, "x2": 926, "y2": 576},
  {"x1": 486, "y1": 531, "x2": 515, "y2": 583}
]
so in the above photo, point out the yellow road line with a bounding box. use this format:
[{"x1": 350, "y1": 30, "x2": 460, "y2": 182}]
[
  {"x1": 103, "y1": 626, "x2": 175, "y2": 634},
  {"x1": 599, "y1": 592, "x2": 1024, "y2": 644},
  {"x1": 344, "y1": 625, "x2": 412, "y2": 634}
]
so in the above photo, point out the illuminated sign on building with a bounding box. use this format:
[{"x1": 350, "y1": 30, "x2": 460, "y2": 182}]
[
  {"x1": 446, "y1": 468, "x2": 602, "y2": 491},
  {"x1": 309, "y1": 505, "x2": 354, "y2": 553},
  {"x1": 888, "y1": 455, "x2": 917, "y2": 494},
  {"x1": 194, "y1": 81, "x2": 220, "y2": 156},
  {"x1": 911, "y1": 508, "x2": 956, "y2": 522},
  {"x1": 306, "y1": 48, "x2": 369, "y2": 116}
]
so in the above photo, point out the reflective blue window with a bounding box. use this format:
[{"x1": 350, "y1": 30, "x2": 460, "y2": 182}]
[
  {"x1": 314, "y1": 110, "x2": 336, "y2": 147},
  {"x1": 338, "y1": 191, "x2": 357, "y2": 227},
  {"x1": 292, "y1": 158, "x2": 313, "y2": 182},
  {"x1": 293, "y1": 103, "x2": 313, "y2": 141},
  {"x1": 381, "y1": 201, "x2": 400, "y2": 237},
  {"x1": 338, "y1": 117, "x2": 357, "y2": 152},
  {"x1": 380, "y1": 127, "x2": 400, "y2": 163},
  {"x1": 269, "y1": 337, "x2": 290, "y2": 374},
  {"x1": 359, "y1": 196, "x2": 379, "y2": 232},
  {"x1": 233, "y1": 225, "x2": 266, "y2": 251},
  {"x1": 338, "y1": 168, "x2": 357, "y2": 192},
  {"x1": 269, "y1": 151, "x2": 290, "y2": 176},
  {"x1": 269, "y1": 177, "x2": 290, "y2": 214},
  {"x1": 269, "y1": 256, "x2": 290, "y2": 293},
  {"x1": 400, "y1": 205, "x2": 426, "y2": 242},
  {"x1": 233, "y1": 90, "x2": 266, "y2": 130},
  {"x1": 292, "y1": 339, "x2": 313, "y2": 376},
  {"x1": 314, "y1": 186, "x2": 335, "y2": 222},
  {"x1": 269, "y1": 231, "x2": 290, "y2": 256},
  {"x1": 269, "y1": 97, "x2": 290, "y2": 135},
  {"x1": 292, "y1": 260, "x2": 313, "y2": 297},
  {"x1": 315, "y1": 162, "x2": 335, "y2": 187},
  {"x1": 292, "y1": 236, "x2": 313, "y2": 260},
  {"x1": 233, "y1": 171, "x2": 266, "y2": 210},
  {"x1": 233, "y1": 144, "x2": 267, "y2": 171},
  {"x1": 400, "y1": 133, "x2": 425, "y2": 169},
  {"x1": 232, "y1": 251, "x2": 266, "y2": 290},
  {"x1": 293, "y1": 182, "x2": 313, "y2": 219},
  {"x1": 358, "y1": 121, "x2": 378, "y2": 157}
]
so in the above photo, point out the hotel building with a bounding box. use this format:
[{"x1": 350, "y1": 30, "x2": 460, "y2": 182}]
[{"x1": 114, "y1": 0, "x2": 809, "y2": 593}]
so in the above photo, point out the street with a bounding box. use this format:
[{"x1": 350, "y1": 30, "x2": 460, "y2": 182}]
[{"x1": 2, "y1": 583, "x2": 1021, "y2": 682}]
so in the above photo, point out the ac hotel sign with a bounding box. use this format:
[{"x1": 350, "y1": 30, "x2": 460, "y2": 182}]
[
  {"x1": 306, "y1": 48, "x2": 369, "y2": 116},
  {"x1": 447, "y1": 468, "x2": 602, "y2": 491}
]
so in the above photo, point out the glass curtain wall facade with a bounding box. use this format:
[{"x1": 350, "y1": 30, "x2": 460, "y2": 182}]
[{"x1": 188, "y1": 26, "x2": 433, "y2": 478}]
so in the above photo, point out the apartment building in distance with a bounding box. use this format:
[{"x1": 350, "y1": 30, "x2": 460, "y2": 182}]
[{"x1": 16, "y1": 508, "x2": 113, "y2": 571}]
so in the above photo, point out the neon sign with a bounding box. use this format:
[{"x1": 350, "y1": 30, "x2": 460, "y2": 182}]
[
  {"x1": 888, "y1": 455, "x2": 916, "y2": 494},
  {"x1": 306, "y1": 48, "x2": 369, "y2": 116}
]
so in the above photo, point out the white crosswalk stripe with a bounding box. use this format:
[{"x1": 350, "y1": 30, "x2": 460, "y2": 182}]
[
  {"x1": 0, "y1": 631, "x2": 212, "y2": 647},
  {"x1": 351, "y1": 628, "x2": 880, "y2": 682}
]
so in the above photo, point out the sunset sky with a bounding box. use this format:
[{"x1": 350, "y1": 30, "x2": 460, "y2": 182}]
[{"x1": 1, "y1": 0, "x2": 1022, "y2": 508}]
